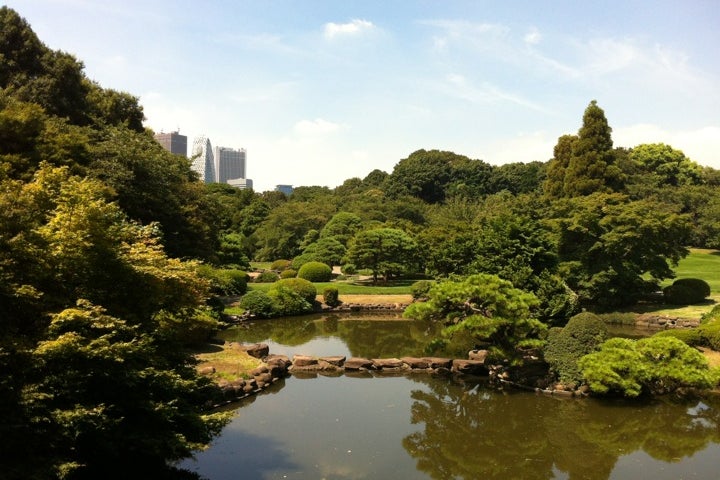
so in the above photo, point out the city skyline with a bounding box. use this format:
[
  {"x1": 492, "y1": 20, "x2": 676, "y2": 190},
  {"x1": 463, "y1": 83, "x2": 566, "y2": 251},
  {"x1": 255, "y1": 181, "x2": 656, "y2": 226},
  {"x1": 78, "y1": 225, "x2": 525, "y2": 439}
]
[{"x1": 10, "y1": 1, "x2": 720, "y2": 192}]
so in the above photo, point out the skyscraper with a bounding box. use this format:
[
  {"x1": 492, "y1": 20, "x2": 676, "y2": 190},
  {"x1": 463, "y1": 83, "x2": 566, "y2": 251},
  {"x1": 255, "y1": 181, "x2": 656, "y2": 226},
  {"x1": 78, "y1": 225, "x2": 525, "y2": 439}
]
[
  {"x1": 190, "y1": 135, "x2": 215, "y2": 183},
  {"x1": 214, "y1": 146, "x2": 247, "y2": 184},
  {"x1": 154, "y1": 131, "x2": 187, "y2": 157}
]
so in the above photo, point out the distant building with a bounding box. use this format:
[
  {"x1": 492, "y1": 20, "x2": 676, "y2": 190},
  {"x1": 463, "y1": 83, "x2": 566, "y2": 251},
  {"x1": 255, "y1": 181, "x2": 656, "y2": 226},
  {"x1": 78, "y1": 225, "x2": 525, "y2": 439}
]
[
  {"x1": 190, "y1": 135, "x2": 215, "y2": 183},
  {"x1": 227, "y1": 178, "x2": 253, "y2": 190},
  {"x1": 214, "y1": 146, "x2": 246, "y2": 184},
  {"x1": 275, "y1": 184, "x2": 293, "y2": 196},
  {"x1": 154, "y1": 131, "x2": 187, "y2": 157}
]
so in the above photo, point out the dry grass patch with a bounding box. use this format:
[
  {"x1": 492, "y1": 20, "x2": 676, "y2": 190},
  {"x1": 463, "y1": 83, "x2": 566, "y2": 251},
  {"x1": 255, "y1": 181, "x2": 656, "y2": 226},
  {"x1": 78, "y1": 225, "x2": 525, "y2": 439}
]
[
  {"x1": 335, "y1": 294, "x2": 413, "y2": 305},
  {"x1": 194, "y1": 345, "x2": 263, "y2": 382}
]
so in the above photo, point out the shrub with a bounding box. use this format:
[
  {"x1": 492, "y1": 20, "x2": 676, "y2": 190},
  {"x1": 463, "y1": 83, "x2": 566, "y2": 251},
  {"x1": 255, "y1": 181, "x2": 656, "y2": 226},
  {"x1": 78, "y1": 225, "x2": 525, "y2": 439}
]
[
  {"x1": 254, "y1": 271, "x2": 280, "y2": 283},
  {"x1": 543, "y1": 312, "x2": 608, "y2": 386},
  {"x1": 268, "y1": 285, "x2": 313, "y2": 316},
  {"x1": 195, "y1": 265, "x2": 249, "y2": 295},
  {"x1": 323, "y1": 287, "x2": 341, "y2": 307},
  {"x1": 341, "y1": 263, "x2": 357, "y2": 275},
  {"x1": 654, "y1": 328, "x2": 703, "y2": 346},
  {"x1": 270, "y1": 259, "x2": 292, "y2": 271},
  {"x1": 297, "y1": 261, "x2": 332, "y2": 282},
  {"x1": 579, "y1": 336, "x2": 720, "y2": 397},
  {"x1": 156, "y1": 309, "x2": 219, "y2": 346},
  {"x1": 410, "y1": 280, "x2": 433, "y2": 300},
  {"x1": 663, "y1": 278, "x2": 711, "y2": 305},
  {"x1": 239, "y1": 290, "x2": 275, "y2": 318},
  {"x1": 273, "y1": 278, "x2": 317, "y2": 304},
  {"x1": 291, "y1": 253, "x2": 315, "y2": 271},
  {"x1": 280, "y1": 269, "x2": 297, "y2": 279}
]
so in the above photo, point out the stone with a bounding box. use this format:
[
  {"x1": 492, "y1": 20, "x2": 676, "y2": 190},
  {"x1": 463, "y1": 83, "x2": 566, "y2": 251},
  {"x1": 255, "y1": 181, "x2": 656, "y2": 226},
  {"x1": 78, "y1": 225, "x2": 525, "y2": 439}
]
[
  {"x1": 401, "y1": 357, "x2": 430, "y2": 369},
  {"x1": 249, "y1": 365, "x2": 269, "y2": 377},
  {"x1": 254, "y1": 372, "x2": 272, "y2": 385},
  {"x1": 372, "y1": 358, "x2": 404, "y2": 369},
  {"x1": 240, "y1": 343, "x2": 269, "y2": 358},
  {"x1": 468, "y1": 349, "x2": 489, "y2": 363},
  {"x1": 198, "y1": 366, "x2": 216, "y2": 376},
  {"x1": 293, "y1": 355, "x2": 318, "y2": 367},
  {"x1": 320, "y1": 355, "x2": 346, "y2": 367},
  {"x1": 344, "y1": 357, "x2": 374, "y2": 370},
  {"x1": 265, "y1": 354, "x2": 292, "y2": 368},
  {"x1": 422, "y1": 357, "x2": 453, "y2": 369},
  {"x1": 452, "y1": 359, "x2": 488, "y2": 375}
]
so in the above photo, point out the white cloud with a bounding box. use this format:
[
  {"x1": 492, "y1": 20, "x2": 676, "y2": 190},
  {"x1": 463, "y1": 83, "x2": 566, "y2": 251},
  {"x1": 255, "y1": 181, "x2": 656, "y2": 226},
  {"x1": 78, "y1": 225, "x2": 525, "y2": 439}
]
[
  {"x1": 524, "y1": 27, "x2": 542, "y2": 45},
  {"x1": 293, "y1": 118, "x2": 345, "y2": 135},
  {"x1": 323, "y1": 19, "x2": 375, "y2": 39},
  {"x1": 439, "y1": 74, "x2": 548, "y2": 112}
]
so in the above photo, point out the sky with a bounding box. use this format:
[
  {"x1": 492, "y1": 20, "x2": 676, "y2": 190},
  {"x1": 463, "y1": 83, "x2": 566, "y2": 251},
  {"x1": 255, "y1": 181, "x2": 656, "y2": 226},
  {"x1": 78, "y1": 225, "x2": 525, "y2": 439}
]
[{"x1": 8, "y1": 0, "x2": 720, "y2": 192}]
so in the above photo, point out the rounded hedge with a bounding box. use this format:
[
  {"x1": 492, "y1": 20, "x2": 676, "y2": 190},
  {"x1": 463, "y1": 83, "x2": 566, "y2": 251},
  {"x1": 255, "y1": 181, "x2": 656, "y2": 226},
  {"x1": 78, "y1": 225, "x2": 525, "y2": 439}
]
[
  {"x1": 297, "y1": 261, "x2": 332, "y2": 282},
  {"x1": 544, "y1": 312, "x2": 608, "y2": 386},
  {"x1": 663, "y1": 278, "x2": 711, "y2": 305},
  {"x1": 272, "y1": 277, "x2": 317, "y2": 303},
  {"x1": 254, "y1": 271, "x2": 280, "y2": 283},
  {"x1": 341, "y1": 263, "x2": 357, "y2": 275},
  {"x1": 410, "y1": 280, "x2": 434, "y2": 300},
  {"x1": 270, "y1": 259, "x2": 292, "y2": 271},
  {"x1": 323, "y1": 287, "x2": 341, "y2": 307},
  {"x1": 280, "y1": 269, "x2": 297, "y2": 279},
  {"x1": 239, "y1": 290, "x2": 275, "y2": 318}
]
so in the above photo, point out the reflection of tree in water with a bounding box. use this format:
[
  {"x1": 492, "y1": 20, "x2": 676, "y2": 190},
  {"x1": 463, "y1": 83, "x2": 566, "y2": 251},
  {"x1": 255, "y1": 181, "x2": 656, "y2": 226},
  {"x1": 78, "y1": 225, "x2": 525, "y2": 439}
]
[{"x1": 403, "y1": 376, "x2": 720, "y2": 480}]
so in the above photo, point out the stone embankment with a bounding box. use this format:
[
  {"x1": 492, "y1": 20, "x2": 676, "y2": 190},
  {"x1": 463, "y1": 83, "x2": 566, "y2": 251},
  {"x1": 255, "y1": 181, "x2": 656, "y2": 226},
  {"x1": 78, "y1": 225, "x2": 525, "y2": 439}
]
[{"x1": 633, "y1": 314, "x2": 700, "y2": 329}]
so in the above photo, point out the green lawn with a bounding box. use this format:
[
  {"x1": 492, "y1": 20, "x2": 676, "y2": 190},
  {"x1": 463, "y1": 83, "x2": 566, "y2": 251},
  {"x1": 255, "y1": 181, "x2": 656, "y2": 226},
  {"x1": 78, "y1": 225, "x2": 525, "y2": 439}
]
[
  {"x1": 248, "y1": 279, "x2": 416, "y2": 295},
  {"x1": 668, "y1": 248, "x2": 720, "y2": 294}
]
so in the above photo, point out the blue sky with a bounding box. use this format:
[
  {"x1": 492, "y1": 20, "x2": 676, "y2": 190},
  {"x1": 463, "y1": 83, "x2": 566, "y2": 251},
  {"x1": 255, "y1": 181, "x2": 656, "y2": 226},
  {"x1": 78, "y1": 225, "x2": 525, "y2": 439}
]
[{"x1": 9, "y1": 0, "x2": 720, "y2": 192}]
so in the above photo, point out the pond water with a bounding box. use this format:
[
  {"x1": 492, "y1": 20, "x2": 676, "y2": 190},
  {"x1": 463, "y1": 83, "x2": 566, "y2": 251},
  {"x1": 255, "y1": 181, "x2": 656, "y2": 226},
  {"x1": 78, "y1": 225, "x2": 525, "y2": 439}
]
[{"x1": 180, "y1": 314, "x2": 720, "y2": 479}]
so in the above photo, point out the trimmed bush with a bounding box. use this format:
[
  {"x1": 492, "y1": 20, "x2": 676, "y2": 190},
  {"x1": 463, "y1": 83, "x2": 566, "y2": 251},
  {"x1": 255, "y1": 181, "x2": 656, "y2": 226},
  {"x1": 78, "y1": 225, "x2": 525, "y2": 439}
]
[
  {"x1": 271, "y1": 259, "x2": 292, "y2": 271},
  {"x1": 291, "y1": 253, "x2": 315, "y2": 271},
  {"x1": 663, "y1": 278, "x2": 711, "y2": 305},
  {"x1": 410, "y1": 280, "x2": 433, "y2": 300},
  {"x1": 297, "y1": 261, "x2": 332, "y2": 282},
  {"x1": 273, "y1": 278, "x2": 317, "y2": 303},
  {"x1": 195, "y1": 265, "x2": 249, "y2": 295},
  {"x1": 239, "y1": 290, "x2": 275, "y2": 318},
  {"x1": 341, "y1": 263, "x2": 357, "y2": 275},
  {"x1": 254, "y1": 271, "x2": 280, "y2": 283},
  {"x1": 543, "y1": 312, "x2": 608, "y2": 386},
  {"x1": 323, "y1": 287, "x2": 341, "y2": 307},
  {"x1": 280, "y1": 268, "x2": 297, "y2": 279},
  {"x1": 268, "y1": 285, "x2": 313, "y2": 316}
]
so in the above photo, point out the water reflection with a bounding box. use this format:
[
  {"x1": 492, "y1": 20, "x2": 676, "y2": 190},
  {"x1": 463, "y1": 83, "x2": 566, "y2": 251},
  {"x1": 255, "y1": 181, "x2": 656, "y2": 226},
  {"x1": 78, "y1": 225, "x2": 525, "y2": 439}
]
[{"x1": 403, "y1": 376, "x2": 720, "y2": 479}]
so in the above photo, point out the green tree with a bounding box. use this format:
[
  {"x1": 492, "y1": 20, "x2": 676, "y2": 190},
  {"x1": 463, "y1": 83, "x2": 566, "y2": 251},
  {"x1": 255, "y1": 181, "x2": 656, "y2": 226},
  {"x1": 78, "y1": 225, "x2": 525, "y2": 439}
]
[
  {"x1": 629, "y1": 143, "x2": 702, "y2": 187},
  {"x1": 543, "y1": 134, "x2": 576, "y2": 198},
  {"x1": 404, "y1": 274, "x2": 546, "y2": 363},
  {"x1": 346, "y1": 227, "x2": 418, "y2": 283},
  {"x1": 320, "y1": 211, "x2": 363, "y2": 245},
  {"x1": 552, "y1": 193, "x2": 690, "y2": 308}
]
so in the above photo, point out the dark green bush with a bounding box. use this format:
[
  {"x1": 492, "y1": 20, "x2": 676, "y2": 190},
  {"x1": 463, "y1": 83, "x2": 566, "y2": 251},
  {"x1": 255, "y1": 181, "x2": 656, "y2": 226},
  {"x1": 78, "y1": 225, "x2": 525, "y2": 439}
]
[
  {"x1": 195, "y1": 265, "x2": 248, "y2": 295},
  {"x1": 323, "y1": 287, "x2": 341, "y2": 307},
  {"x1": 268, "y1": 285, "x2": 313, "y2": 316},
  {"x1": 239, "y1": 290, "x2": 275, "y2": 318},
  {"x1": 663, "y1": 278, "x2": 711, "y2": 305},
  {"x1": 654, "y1": 328, "x2": 703, "y2": 346},
  {"x1": 291, "y1": 253, "x2": 315, "y2": 271},
  {"x1": 273, "y1": 278, "x2": 317, "y2": 303},
  {"x1": 341, "y1": 263, "x2": 357, "y2": 275},
  {"x1": 410, "y1": 280, "x2": 433, "y2": 300},
  {"x1": 297, "y1": 261, "x2": 332, "y2": 282},
  {"x1": 543, "y1": 312, "x2": 608, "y2": 386},
  {"x1": 270, "y1": 259, "x2": 292, "y2": 271},
  {"x1": 280, "y1": 269, "x2": 297, "y2": 279},
  {"x1": 254, "y1": 271, "x2": 280, "y2": 283}
]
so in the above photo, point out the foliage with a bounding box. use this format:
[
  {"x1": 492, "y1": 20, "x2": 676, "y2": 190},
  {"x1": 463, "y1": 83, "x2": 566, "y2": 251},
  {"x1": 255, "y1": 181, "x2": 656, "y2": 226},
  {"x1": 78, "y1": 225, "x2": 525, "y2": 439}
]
[
  {"x1": 267, "y1": 284, "x2": 313, "y2": 316},
  {"x1": 629, "y1": 143, "x2": 703, "y2": 187},
  {"x1": 320, "y1": 211, "x2": 364, "y2": 245},
  {"x1": 301, "y1": 236, "x2": 347, "y2": 266},
  {"x1": 254, "y1": 271, "x2": 280, "y2": 283},
  {"x1": 323, "y1": 287, "x2": 341, "y2": 307},
  {"x1": 297, "y1": 261, "x2": 333, "y2": 282},
  {"x1": 663, "y1": 278, "x2": 711, "y2": 305},
  {"x1": 578, "y1": 336, "x2": 720, "y2": 397},
  {"x1": 341, "y1": 263, "x2": 357, "y2": 275},
  {"x1": 410, "y1": 280, "x2": 434, "y2": 301},
  {"x1": 404, "y1": 274, "x2": 546, "y2": 364},
  {"x1": 216, "y1": 232, "x2": 250, "y2": 268},
  {"x1": 195, "y1": 264, "x2": 248, "y2": 296},
  {"x1": 272, "y1": 278, "x2": 317, "y2": 304},
  {"x1": 239, "y1": 290, "x2": 275, "y2": 318},
  {"x1": 270, "y1": 259, "x2": 292, "y2": 271},
  {"x1": 543, "y1": 312, "x2": 608, "y2": 385},
  {"x1": 552, "y1": 193, "x2": 690, "y2": 308},
  {"x1": 280, "y1": 268, "x2": 297, "y2": 279},
  {"x1": 346, "y1": 227, "x2": 418, "y2": 283}
]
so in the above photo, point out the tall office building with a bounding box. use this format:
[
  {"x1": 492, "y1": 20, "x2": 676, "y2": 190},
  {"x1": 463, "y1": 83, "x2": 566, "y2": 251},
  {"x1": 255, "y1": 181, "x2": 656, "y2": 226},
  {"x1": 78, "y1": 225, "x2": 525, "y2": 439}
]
[
  {"x1": 154, "y1": 131, "x2": 187, "y2": 157},
  {"x1": 190, "y1": 135, "x2": 215, "y2": 183},
  {"x1": 214, "y1": 146, "x2": 247, "y2": 184}
]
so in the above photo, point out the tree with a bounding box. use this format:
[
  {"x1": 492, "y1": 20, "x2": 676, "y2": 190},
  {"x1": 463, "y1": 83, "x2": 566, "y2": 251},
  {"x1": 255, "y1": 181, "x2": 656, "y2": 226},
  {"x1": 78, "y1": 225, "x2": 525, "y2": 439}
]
[
  {"x1": 552, "y1": 193, "x2": 691, "y2": 308},
  {"x1": 404, "y1": 274, "x2": 546, "y2": 364},
  {"x1": 320, "y1": 211, "x2": 363, "y2": 245},
  {"x1": 543, "y1": 134, "x2": 576, "y2": 198},
  {"x1": 346, "y1": 228, "x2": 418, "y2": 283},
  {"x1": 629, "y1": 143, "x2": 703, "y2": 187}
]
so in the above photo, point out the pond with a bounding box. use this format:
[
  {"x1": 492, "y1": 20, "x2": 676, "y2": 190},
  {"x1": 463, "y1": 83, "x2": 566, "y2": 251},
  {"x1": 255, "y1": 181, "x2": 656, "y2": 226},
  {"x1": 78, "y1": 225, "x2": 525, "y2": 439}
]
[{"x1": 180, "y1": 314, "x2": 720, "y2": 479}]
